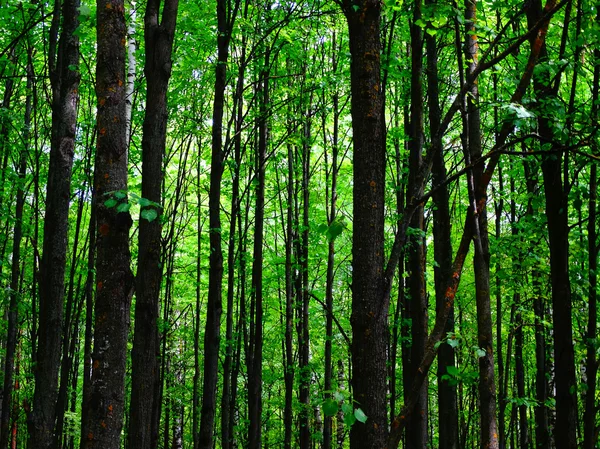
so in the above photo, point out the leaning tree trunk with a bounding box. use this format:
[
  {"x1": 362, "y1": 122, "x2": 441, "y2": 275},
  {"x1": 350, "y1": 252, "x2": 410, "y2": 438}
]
[
  {"x1": 29, "y1": 0, "x2": 80, "y2": 447},
  {"x1": 341, "y1": 1, "x2": 388, "y2": 448},
  {"x1": 79, "y1": 0, "x2": 135, "y2": 447},
  {"x1": 129, "y1": 2, "x2": 179, "y2": 449}
]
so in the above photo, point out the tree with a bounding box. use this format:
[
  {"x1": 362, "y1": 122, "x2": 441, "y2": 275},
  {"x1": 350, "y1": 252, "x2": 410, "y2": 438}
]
[
  {"x1": 79, "y1": 0, "x2": 134, "y2": 446},
  {"x1": 128, "y1": 1, "x2": 179, "y2": 449}
]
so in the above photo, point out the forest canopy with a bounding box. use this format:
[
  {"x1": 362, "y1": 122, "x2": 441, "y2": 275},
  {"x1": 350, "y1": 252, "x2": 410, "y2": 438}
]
[{"x1": 0, "y1": 0, "x2": 598, "y2": 448}]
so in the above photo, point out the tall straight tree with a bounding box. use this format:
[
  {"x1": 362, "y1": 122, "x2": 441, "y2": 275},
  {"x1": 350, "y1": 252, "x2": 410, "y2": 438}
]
[
  {"x1": 463, "y1": 2, "x2": 499, "y2": 448},
  {"x1": 128, "y1": 1, "x2": 179, "y2": 449},
  {"x1": 526, "y1": 1, "x2": 578, "y2": 447},
  {"x1": 340, "y1": 1, "x2": 388, "y2": 447},
  {"x1": 199, "y1": 0, "x2": 238, "y2": 447},
  {"x1": 405, "y1": 0, "x2": 428, "y2": 446},
  {"x1": 80, "y1": 0, "x2": 134, "y2": 447},
  {"x1": 29, "y1": 0, "x2": 80, "y2": 447}
]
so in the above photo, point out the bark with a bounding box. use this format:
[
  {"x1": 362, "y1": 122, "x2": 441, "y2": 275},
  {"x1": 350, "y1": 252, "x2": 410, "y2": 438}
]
[
  {"x1": 29, "y1": 0, "x2": 80, "y2": 447},
  {"x1": 427, "y1": 4, "x2": 457, "y2": 447},
  {"x1": 79, "y1": 0, "x2": 134, "y2": 446},
  {"x1": 198, "y1": 0, "x2": 237, "y2": 446},
  {"x1": 342, "y1": 1, "x2": 388, "y2": 448},
  {"x1": 128, "y1": 2, "x2": 178, "y2": 449},
  {"x1": 248, "y1": 52, "x2": 268, "y2": 449},
  {"x1": 0, "y1": 54, "x2": 31, "y2": 449},
  {"x1": 387, "y1": 2, "x2": 559, "y2": 445},
  {"x1": 463, "y1": 1, "x2": 499, "y2": 447},
  {"x1": 221, "y1": 10, "x2": 246, "y2": 446},
  {"x1": 298, "y1": 91, "x2": 312, "y2": 449},
  {"x1": 405, "y1": 0, "x2": 428, "y2": 447},
  {"x1": 525, "y1": 1, "x2": 578, "y2": 447},
  {"x1": 583, "y1": 16, "x2": 599, "y2": 446},
  {"x1": 323, "y1": 41, "x2": 340, "y2": 449}
]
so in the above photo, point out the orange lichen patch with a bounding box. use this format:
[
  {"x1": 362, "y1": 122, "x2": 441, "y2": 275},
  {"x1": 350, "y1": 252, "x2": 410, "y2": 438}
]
[
  {"x1": 369, "y1": 180, "x2": 376, "y2": 188},
  {"x1": 113, "y1": 116, "x2": 119, "y2": 122},
  {"x1": 106, "y1": 2, "x2": 112, "y2": 9},
  {"x1": 100, "y1": 421, "x2": 106, "y2": 428},
  {"x1": 108, "y1": 404, "x2": 113, "y2": 414},
  {"x1": 100, "y1": 128, "x2": 106, "y2": 136},
  {"x1": 97, "y1": 281, "x2": 103, "y2": 290},
  {"x1": 104, "y1": 173, "x2": 109, "y2": 179},
  {"x1": 99, "y1": 98, "x2": 106, "y2": 106},
  {"x1": 99, "y1": 223, "x2": 110, "y2": 236},
  {"x1": 93, "y1": 360, "x2": 100, "y2": 370},
  {"x1": 121, "y1": 38, "x2": 126, "y2": 46},
  {"x1": 87, "y1": 433, "x2": 94, "y2": 440},
  {"x1": 118, "y1": 79, "x2": 123, "y2": 87}
]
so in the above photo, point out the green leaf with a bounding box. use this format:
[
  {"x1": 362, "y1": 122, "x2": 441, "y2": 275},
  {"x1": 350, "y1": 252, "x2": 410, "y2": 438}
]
[
  {"x1": 447, "y1": 337, "x2": 459, "y2": 348},
  {"x1": 344, "y1": 412, "x2": 357, "y2": 427},
  {"x1": 333, "y1": 391, "x2": 345, "y2": 402},
  {"x1": 79, "y1": 4, "x2": 91, "y2": 16},
  {"x1": 104, "y1": 198, "x2": 118, "y2": 208},
  {"x1": 138, "y1": 197, "x2": 152, "y2": 207},
  {"x1": 323, "y1": 399, "x2": 339, "y2": 417},
  {"x1": 141, "y1": 209, "x2": 158, "y2": 222},
  {"x1": 341, "y1": 403, "x2": 353, "y2": 415},
  {"x1": 354, "y1": 408, "x2": 368, "y2": 423},
  {"x1": 114, "y1": 190, "x2": 127, "y2": 199},
  {"x1": 446, "y1": 365, "x2": 460, "y2": 377},
  {"x1": 116, "y1": 202, "x2": 131, "y2": 213},
  {"x1": 475, "y1": 347, "x2": 486, "y2": 358}
]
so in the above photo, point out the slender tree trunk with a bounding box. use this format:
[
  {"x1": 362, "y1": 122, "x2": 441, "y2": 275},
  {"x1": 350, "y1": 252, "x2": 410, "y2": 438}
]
[
  {"x1": 29, "y1": 0, "x2": 80, "y2": 447},
  {"x1": 0, "y1": 53, "x2": 31, "y2": 449},
  {"x1": 80, "y1": 0, "x2": 135, "y2": 446},
  {"x1": 342, "y1": 1, "x2": 387, "y2": 447},
  {"x1": 464, "y1": 1, "x2": 499, "y2": 447},
  {"x1": 405, "y1": 1, "x2": 428, "y2": 446},
  {"x1": 583, "y1": 21, "x2": 599, "y2": 447},
  {"x1": 129, "y1": 2, "x2": 179, "y2": 449},
  {"x1": 248, "y1": 52, "x2": 268, "y2": 449},
  {"x1": 426, "y1": 4, "x2": 457, "y2": 446},
  {"x1": 526, "y1": 2, "x2": 578, "y2": 447},
  {"x1": 199, "y1": 1, "x2": 238, "y2": 446}
]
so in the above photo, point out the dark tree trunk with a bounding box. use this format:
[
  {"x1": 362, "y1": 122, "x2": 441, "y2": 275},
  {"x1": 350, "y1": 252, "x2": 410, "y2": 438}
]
[
  {"x1": 79, "y1": 0, "x2": 135, "y2": 446},
  {"x1": 29, "y1": 0, "x2": 80, "y2": 447},
  {"x1": 198, "y1": 1, "x2": 237, "y2": 446},
  {"x1": 0, "y1": 55, "x2": 32, "y2": 449},
  {"x1": 128, "y1": 2, "x2": 179, "y2": 449},
  {"x1": 221, "y1": 10, "x2": 246, "y2": 446},
  {"x1": 464, "y1": 1, "x2": 499, "y2": 447},
  {"x1": 583, "y1": 17, "x2": 599, "y2": 447},
  {"x1": 342, "y1": 1, "x2": 388, "y2": 448},
  {"x1": 323, "y1": 41, "x2": 340, "y2": 448},
  {"x1": 427, "y1": 4, "x2": 458, "y2": 446},
  {"x1": 298, "y1": 94, "x2": 312, "y2": 449},
  {"x1": 526, "y1": 2, "x2": 578, "y2": 447},
  {"x1": 405, "y1": 0, "x2": 428, "y2": 447},
  {"x1": 248, "y1": 54, "x2": 268, "y2": 449}
]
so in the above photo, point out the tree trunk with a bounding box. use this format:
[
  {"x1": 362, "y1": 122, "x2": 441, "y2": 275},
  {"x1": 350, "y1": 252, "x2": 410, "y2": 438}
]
[
  {"x1": 0, "y1": 53, "x2": 31, "y2": 449},
  {"x1": 79, "y1": 0, "x2": 134, "y2": 446},
  {"x1": 526, "y1": 1, "x2": 578, "y2": 447},
  {"x1": 29, "y1": 0, "x2": 80, "y2": 447},
  {"x1": 248, "y1": 52, "x2": 268, "y2": 449},
  {"x1": 427, "y1": 4, "x2": 457, "y2": 446},
  {"x1": 464, "y1": 1, "x2": 499, "y2": 447},
  {"x1": 129, "y1": 2, "x2": 179, "y2": 449},
  {"x1": 342, "y1": 1, "x2": 388, "y2": 448}
]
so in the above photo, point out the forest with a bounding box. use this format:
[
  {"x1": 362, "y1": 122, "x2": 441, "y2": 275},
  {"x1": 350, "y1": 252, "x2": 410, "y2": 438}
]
[{"x1": 0, "y1": 0, "x2": 598, "y2": 448}]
